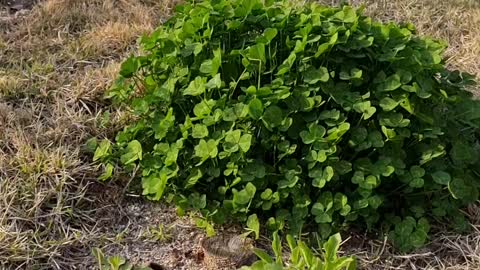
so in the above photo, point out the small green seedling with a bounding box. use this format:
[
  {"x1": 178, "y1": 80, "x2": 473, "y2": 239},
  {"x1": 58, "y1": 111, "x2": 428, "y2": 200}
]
[{"x1": 241, "y1": 232, "x2": 356, "y2": 270}]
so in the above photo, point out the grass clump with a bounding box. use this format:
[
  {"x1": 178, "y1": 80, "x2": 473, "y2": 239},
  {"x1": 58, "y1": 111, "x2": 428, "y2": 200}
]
[{"x1": 95, "y1": 0, "x2": 480, "y2": 252}]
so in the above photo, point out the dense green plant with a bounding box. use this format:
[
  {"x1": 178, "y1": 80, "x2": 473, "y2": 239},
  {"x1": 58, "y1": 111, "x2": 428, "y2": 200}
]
[
  {"x1": 241, "y1": 232, "x2": 356, "y2": 270},
  {"x1": 93, "y1": 0, "x2": 480, "y2": 251}
]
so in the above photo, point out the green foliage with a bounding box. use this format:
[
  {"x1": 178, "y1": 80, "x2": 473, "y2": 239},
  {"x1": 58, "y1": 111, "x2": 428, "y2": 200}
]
[
  {"x1": 92, "y1": 248, "x2": 152, "y2": 270},
  {"x1": 247, "y1": 213, "x2": 261, "y2": 239},
  {"x1": 240, "y1": 232, "x2": 356, "y2": 270},
  {"x1": 96, "y1": 0, "x2": 480, "y2": 252},
  {"x1": 147, "y1": 223, "x2": 172, "y2": 242},
  {"x1": 388, "y1": 216, "x2": 430, "y2": 252}
]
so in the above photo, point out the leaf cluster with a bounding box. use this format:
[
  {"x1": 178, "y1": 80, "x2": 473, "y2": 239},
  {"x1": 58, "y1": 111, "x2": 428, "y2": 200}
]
[
  {"x1": 95, "y1": 0, "x2": 480, "y2": 251},
  {"x1": 240, "y1": 232, "x2": 356, "y2": 270},
  {"x1": 92, "y1": 248, "x2": 153, "y2": 270}
]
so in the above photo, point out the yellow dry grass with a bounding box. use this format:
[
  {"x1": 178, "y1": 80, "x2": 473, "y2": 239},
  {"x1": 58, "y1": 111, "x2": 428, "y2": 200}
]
[
  {"x1": 71, "y1": 62, "x2": 120, "y2": 102},
  {"x1": 0, "y1": 0, "x2": 176, "y2": 268},
  {"x1": 78, "y1": 22, "x2": 150, "y2": 57},
  {"x1": 0, "y1": 74, "x2": 24, "y2": 97},
  {"x1": 0, "y1": 0, "x2": 479, "y2": 269}
]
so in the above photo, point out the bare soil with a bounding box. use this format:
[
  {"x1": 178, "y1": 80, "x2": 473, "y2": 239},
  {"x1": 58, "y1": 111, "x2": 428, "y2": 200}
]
[
  {"x1": 0, "y1": 0, "x2": 37, "y2": 11},
  {"x1": 95, "y1": 198, "x2": 208, "y2": 270}
]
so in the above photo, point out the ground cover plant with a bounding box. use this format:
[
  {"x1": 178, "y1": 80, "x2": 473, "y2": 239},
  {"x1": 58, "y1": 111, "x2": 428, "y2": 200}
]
[
  {"x1": 241, "y1": 232, "x2": 356, "y2": 270},
  {"x1": 94, "y1": 0, "x2": 480, "y2": 253},
  {"x1": 93, "y1": 248, "x2": 155, "y2": 270}
]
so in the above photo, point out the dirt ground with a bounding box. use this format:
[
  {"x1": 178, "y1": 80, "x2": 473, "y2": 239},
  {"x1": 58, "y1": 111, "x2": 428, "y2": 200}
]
[
  {"x1": 0, "y1": 0, "x2": 36, "y2": 11},
  {"x1": 0, "y1": 0, "x2": 479, "y2": 269}
]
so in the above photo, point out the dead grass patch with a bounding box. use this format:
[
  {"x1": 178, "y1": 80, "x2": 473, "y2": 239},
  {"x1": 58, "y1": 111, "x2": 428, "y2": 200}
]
[
  {"x1": 343, "y1": 225, "x2": 480, "y2": 270},
  {"x1": 1, "y1": 0, "x2": 171, "y2": 66},
  {"x1": 32, "y1": 0, "x2": 165, "y2": 35},
  {"x1": 0, "y1": 35, "x2": 6, "y2": 49},
  {"x1": 0, "y1": 109, "x2": 99, "y2": 268},
  {"x1": 78, "y1": 22, "x2": 151, "y2": 58},
  {"x1": 32, "y1": 0, "x2": 126, "y2": 34},
  {"x1": 0, "y1": 0, "x2": 177, "y2": 268},
  {"x1": 71, "y1": 61, "x2": 120, "y2": 103},
  {"x1": 0, "y1": 74, "x2": 24, "y2": 98}
]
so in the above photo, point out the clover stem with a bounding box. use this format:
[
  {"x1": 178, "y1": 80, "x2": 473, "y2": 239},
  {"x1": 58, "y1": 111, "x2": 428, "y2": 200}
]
[
  {"x1": 229, "y1": 68, "x2": 247, "y2": 99},
  {"x1": 258, "y1": 61, "x2": 262, "y2": 90}
]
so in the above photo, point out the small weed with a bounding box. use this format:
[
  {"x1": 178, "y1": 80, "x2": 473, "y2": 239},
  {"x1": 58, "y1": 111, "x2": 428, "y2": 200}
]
[
  {"x1": 241, "y1": 232, "x2": 356, "y2": 270},
  {"x1": 92, "y1": 248, "x2": 153, "y2": 270},
  {"x1": 148, "y1": 223, "x2": 172, "y2": 243}
]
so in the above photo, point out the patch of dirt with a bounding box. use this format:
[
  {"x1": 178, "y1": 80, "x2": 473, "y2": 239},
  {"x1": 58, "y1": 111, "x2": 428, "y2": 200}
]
[
  {"x1": 87, "y1": 197, "x2": 250, "y2": 270},
  {"x1": 0, "y1": 0, "x2": 37, "y2": 11},
  {"x1": 100, "y1": 200, "x2": 207, "y2": 270},
  {"x1": 0, "y1": 0, "x2": 36, "y2": 32}
]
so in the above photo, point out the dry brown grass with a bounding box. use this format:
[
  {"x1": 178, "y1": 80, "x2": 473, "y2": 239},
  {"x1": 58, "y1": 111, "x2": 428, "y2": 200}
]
[
  {"x1": 78, "y1": 22, "x2": 150, "y2": 58},
  {"x1": 0, "y1": 0, "x2": 479, "y2": 269},
  {"x1": 0, "y1": 73, "x2": 24, "y2": 97},
  {"x1": 70, "y1": 62, "x2": 120, "y2": 104},
  {"x1": 344, "y1": 225, "x2": 480, "y2": 270},
  {"x1": 0, "y1": 0, "x2": 176, "y2": 268}
]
